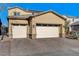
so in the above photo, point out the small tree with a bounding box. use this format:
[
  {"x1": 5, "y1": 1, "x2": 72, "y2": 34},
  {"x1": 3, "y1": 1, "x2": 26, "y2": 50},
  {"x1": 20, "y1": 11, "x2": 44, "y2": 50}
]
[{"x1": 64, "y1": 20, "x2": 70, "y2": 35}]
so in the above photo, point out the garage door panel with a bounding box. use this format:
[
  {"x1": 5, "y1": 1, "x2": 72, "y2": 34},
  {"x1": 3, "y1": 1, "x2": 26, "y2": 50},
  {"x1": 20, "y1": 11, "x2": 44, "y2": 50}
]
[
  {"x1": 12, "y1": 25, "x2": 27, "y2": 38},
  {"x1": 36, "y1": 26, "x2": 59, "y2": 38}
]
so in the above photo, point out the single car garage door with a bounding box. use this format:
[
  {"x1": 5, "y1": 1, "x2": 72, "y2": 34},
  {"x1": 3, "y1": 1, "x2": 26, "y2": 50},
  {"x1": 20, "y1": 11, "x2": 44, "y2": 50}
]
[
  {"x1": 36, "y1": 24, "x2": 60, "y2": 38},
  {"x1": 12, "y1": 24, "x2": 27, "y2": 38}
]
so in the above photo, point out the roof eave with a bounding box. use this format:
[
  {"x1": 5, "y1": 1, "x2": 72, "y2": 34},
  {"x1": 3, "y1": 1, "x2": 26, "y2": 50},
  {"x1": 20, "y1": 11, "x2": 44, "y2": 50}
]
[
  {"x1": 32, "y1": 11, "x2": 66, "y2": 21},
  {"x1": 7, "y1": 16, "x2": 29, "y2": 20}
]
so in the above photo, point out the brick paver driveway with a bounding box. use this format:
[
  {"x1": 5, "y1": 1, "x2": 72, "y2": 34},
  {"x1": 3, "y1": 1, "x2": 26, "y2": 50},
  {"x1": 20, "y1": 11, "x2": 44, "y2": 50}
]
[{"x1": 1, "y1": 37, "x2": 79, "y2": 56}]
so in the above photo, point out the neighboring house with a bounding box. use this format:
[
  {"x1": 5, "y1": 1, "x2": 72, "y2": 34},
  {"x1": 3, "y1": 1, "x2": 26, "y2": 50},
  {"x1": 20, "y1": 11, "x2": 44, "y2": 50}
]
[
  {"x1": 0, "y1": 19, "x2": 2, "y2": 35},
  {"x1": 71, "y1": 21, "x2": 79, "y2": 31},
  {"x1": 70, "y1": 17, "x2": 79, "y2": 32},
  {"x1": 63, "y1": 16, "x2": 74, "y2": 32},
  {"x1": 63, "y1": 16, "x2": 79, "y2": 32},
  {"x1": 8, "y1": 7, "x2": 66, "y2": 39}
]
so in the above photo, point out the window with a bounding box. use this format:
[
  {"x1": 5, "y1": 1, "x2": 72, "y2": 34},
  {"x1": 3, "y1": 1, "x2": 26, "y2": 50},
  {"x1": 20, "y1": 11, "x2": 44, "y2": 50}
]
[
  {"x1": 48, "y1": 24, "x2": 53, "y2": 26},
  {"x1": 14, "y1": 12, "x2": 20, "y2": 16},
  {"x1": 20, "y1": 24, "x2": 27, "y2": 26},
  {"x1": 36, "y1": 24, "x2": 42, "y2": 26},
  {"x1": 42, "y1": 24, "x2": 47, "y2": 26},
  {"x1": 12, "y1": 24, "x2": 19, "y2": 26},
  {"x1": 12, "y1": 24, "x2": 27, "y2": 26},
  {"x1": 36, "y1": 23, "x2": 60, "y2": 27}
]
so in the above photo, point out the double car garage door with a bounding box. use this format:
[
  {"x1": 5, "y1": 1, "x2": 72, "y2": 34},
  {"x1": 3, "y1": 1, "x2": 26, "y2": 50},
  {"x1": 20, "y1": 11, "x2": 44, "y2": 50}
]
[
  {"x1": 12, "y1": 24, "x2": 60, "y2": 38},
  {"x1": 36, "y1": 24, "x2": 60, "y2": 38}
]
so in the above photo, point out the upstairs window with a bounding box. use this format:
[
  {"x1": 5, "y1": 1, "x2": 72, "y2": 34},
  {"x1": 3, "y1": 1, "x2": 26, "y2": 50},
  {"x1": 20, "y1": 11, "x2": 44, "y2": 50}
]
[{"x1": 14, "y1": 12, "x2": 20, "y2": 16}]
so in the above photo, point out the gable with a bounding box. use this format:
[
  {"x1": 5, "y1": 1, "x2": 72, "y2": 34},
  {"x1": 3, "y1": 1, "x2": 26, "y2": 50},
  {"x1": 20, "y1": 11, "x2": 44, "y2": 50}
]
[
  {"x1": 33, "y1": 11, "x2": 66, "y2": 20},
  {"x1": 8, "y1": 7, "x2": 32, "y2": 16},
  {"x1": 32, "y1": 12, "x2": 66, "y2": 25}
]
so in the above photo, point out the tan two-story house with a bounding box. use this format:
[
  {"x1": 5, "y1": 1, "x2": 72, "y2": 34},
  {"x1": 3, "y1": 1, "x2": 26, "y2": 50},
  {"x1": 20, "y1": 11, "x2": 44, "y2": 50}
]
[{"x1": 8, "y1": 7, "x2": 66, "y2": 39}]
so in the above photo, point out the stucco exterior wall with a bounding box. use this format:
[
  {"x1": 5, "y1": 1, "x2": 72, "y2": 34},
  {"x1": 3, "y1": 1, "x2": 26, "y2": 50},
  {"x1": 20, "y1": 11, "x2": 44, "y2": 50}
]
[
  {"x1": 31, "y1": 12, "x2": 66, "y2": 39},
  {"x1": 33, "y1": 12, "x2": 65, "y2": 25},
  {"x1": 8, "y1": 7, "x2": 30, "y2": 38},
  {"x1": 9, "y1": 19, "x2": 28, "y2": 24},
  {"x1": 8, "y1": 8, "x2": 32, "y2": 16}
]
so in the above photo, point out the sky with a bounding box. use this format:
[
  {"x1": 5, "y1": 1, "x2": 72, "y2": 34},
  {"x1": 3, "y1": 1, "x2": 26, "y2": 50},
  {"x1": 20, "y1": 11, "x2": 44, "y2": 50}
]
[{"x1": 0, "y1": 3, "x2": 79, "y2": 26}]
